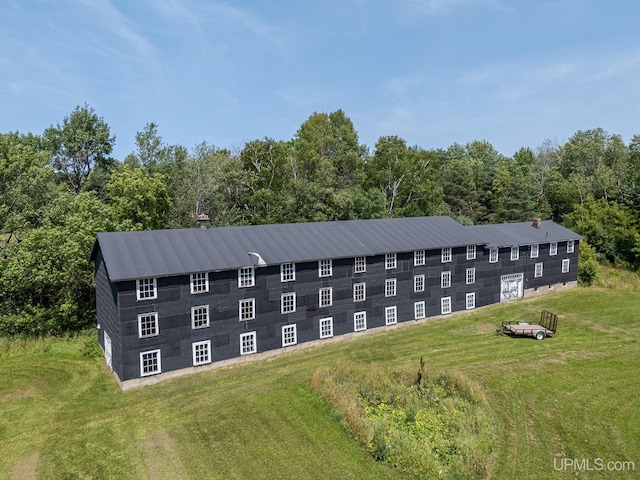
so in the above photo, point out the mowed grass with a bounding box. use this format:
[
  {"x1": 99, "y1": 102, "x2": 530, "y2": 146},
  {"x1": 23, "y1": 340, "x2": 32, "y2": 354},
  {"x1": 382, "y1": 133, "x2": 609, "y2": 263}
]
[{"x1": 1, "y1": 286, "x2": 639, "y2": 479}]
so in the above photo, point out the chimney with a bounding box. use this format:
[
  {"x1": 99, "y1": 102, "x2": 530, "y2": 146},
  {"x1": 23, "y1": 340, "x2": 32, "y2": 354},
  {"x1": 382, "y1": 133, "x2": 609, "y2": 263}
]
[
  {"x1": 196, "y1": 213, "x2": 210, "y2": 230},
  {"x1": 532, "y1": 218, "x2": 542, "y2": 229}
]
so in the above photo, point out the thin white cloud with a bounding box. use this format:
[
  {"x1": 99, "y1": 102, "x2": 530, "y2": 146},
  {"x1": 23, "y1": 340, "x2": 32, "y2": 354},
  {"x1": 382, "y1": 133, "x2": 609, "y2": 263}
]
[
  {"x1": 403, "y1": 0, "x2": 508, "y2": 15},
  {"x1": 70, "y1": 0, "x2": 154, "y2": 57}
]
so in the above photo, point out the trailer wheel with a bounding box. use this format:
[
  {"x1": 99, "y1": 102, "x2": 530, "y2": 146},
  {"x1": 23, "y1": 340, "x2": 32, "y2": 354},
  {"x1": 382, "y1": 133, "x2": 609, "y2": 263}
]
[{"x1": 535, "y1": 330, "x2": 546, "y2": 341}]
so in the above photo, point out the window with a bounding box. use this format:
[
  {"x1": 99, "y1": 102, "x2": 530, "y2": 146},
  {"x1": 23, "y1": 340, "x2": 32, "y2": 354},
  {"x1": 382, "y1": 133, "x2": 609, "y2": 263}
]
[
  {"x1": 414, "y1": 250, "x2": 425, "y2": 266},
  {"x1": 535, "y1": 263, "x2": 543, "y2": 278},
  {"x1": 441, "y1": 247, "x2": 452, "y2": 263},
  {"x1": 319, "y1": 259, "x2": 332, "y2": 277},
  {"x1": 190, "y1": 272, "x2": 209, "y2": 294},
  {"x1": 550, "y1": 242, "x2": 558, "y2": 256},
  {"x1": 466, "y1": 292, "x2": 476, "y2": 310},
  {"x1": 238, "y1": 267, "x2": 255, "y2": 288},
  {"x1": 441, "y1": 271, "x2": 451, "y2": 289},
  {"x1": 191, "y1": 305, "x2": 209, "y2": 329},
  {"x1": 353, "y1": 282, "x2": 366, "y2": 302},
  {"x1": 192, "y1": 340, "x2": 211, "y2": 366},
  {"x1": 280, "y1": 263, "x2": 295, "y2": 282},
  {"x1": 240, "y1": 332, "x2": 257, "y2": 355},
  {"x1": 319, "y1": 317, "x2": 334, "y2": 339},
  {"x1": 567, "y1": 240, "x2": 575, "y2": 254},
  {"x1": 281, "y1": 292, "x2": 296, "y2": 314},
  {"x1": 511, "y1": 246, "x2": 519, "y2": 261},
  {"x1": 385, "y1": 279, "x2": 396, "y2": 297},
  {"x1": 531, "y1": 244, "x2": 539, "y2": 258},
  {"x1": 467, "y1": 245, "x2": 476, "y2": 260},
  {"x1": 136, "y1": 278, "x2": 157, "y2": 301},
  {"x1": 466, "y1": 268, "x2": 476, "y2": 285},
  {"x1": 239, "y1": 298, "x2": 255, "y2": 321},
  {"x1": 414, "y1": 301, "x2": 425, "y2": 319},
  {"x1": 354, "y1": 256, "x2": 366, "y2": 273},
  {"x1": 138, "y1": 313, "x2": 158, "y2": 338},
  {"x1": 562, "y1": 259, "x2": 570, "y2": 273},
  {"x1": 282, "y1": 324, "x2": 297, "y2": 347},
  {"x1": 385, "y1": 306, "x2": 397, "y2": 325},
  {"x1": 319, "y1": 287, "x2": 332, "y2": 307},
  {"x1": 354, "y1": 311, "x2": 367, "y2": 331},
  {"x1": 441, "y1": 297, "x2": 452, "y2": 314},
  {"x1": 140, "y1": 349, "x2": 161, "y2": 376},
  {"x1": 414, "y1": 274, "x2": 425, "y2": 292},
  {"x1": 385, "y1": 253, "x2": 397, "y2": 270},
  {"x1": 489, "y1": 247, "x2": 498, "y2": 263}
]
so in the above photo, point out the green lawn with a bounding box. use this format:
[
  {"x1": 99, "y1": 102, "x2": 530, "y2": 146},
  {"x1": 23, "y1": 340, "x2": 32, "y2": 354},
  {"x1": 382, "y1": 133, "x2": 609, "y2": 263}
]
[{"x1": 1, "y1": 286, "x2": 639, "y2": 479}]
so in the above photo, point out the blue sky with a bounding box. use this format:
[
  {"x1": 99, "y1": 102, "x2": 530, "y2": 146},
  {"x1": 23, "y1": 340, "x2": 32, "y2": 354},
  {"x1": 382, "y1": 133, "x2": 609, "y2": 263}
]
[{"x1": 2, "y1": 0, "x2": 640, "y2": 160}]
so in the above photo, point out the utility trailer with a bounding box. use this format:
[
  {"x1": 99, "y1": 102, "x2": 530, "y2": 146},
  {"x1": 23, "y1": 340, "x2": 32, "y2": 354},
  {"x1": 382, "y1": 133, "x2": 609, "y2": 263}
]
[{"x1": 497, "y1": 310, "x2": 558, "y2": 340}]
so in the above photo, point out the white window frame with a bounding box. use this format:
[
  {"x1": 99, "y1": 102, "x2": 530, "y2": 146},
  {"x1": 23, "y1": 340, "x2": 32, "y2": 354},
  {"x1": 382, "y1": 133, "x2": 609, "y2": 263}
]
[
  {"x1": 240, "y1": 332, "x2": 257, "y2": 355},
  {"x1": 531, "y1": 243, "x2": 539, "y2": 258},
  {"x1": 136, "y1": 277, "x2": 157, "y2": 301},
  {"x1": 319, "y1": 287, "x2": 332, "y2": 307},
  {"x1": 138, "y1": 312, "x2": 158, "y2": 338},
  {"x1": 281, "y1": 292, "x2": 296, "y2": 314},
  {"x1": 385, "y1": 278, "x2": 396, "y2": 297},
  {"x1": 414, "y1": 250, "x2": 425, "y2": 266},
  {"x1": 466, "y1": 292, "x2": 476, "y2": 310},
  {"x1": 319, "y1": 317, "x2": 333, "y2": 339},
  {"x1": 354, "y1": 311, "x2": 367, "y2": 331},
  {"x1": 567, "y1": 240, "x2": 575, "y2": 254},
  {"x1": 511, "y1": 246, "x2": 519, "y2": 261},
  {"x1": 282, "y1": 324, "x2": 297, "y2": 347},
  {"x1": 319, "y1": 259, "x2": 332, "y2": 277},
  {"x1": 441, "y1": 296, "x2": 452, "y2": 314},
  {"x1": 280, "y1": 263, "x2": 296, "y2": 282},
  {"x1": 414, "y1": 301, "x2": 426, "y2": 319},
  {"x1": 535, "y1": 263, "x2": 543, "y2": 278},
  {"x1": 354, "y1": 256, "x2": 366, "y2": 273},
  {"x1": 562, "y1": 259, "x2": 570, "y2": 273},
  {"x1": 239, "y1": 298, "x2": 255, "y2": 321},
  {"x1": 489, "y1": 247, "x2": 498, "y2": 263},
  {"x1": 191, "y1": 305, "x2": 210, "y2": 329},
  {"x1": 192, "y1": 340, "x2": 211, "y2": 366},
  {"x1": 414, "y1": 274, "x2": 425, "y2": 292},
  {"x1": 466, "y1": 245, "x2": 476, "y2": 260},
  {"x1": 441, "y1": 271, "x2": 451, "y2": 289},
  {"x1": 140, "y1": 349, "x2": 161, "y2": 376},
  {"x1": 466, "y1": 268, "x2": 476, "y2": 285},
  {"x1": 353, "y1": 282, "x2": 366, "y2": 302},
  {"x1": 441, "y1": 247, "x2": 452, "y2": 263},
  {"x1": 385, "y1": 306, "x2": 397, "y2": 325},
  {"x1": 190, "y1": 272, "x2": 209, "y2": 294},
  {"x1": 550, "y1": 242, "x2": 558, "y2": 256},
  {"x1": 238, "y1": 266, "x2": 255, "y2": 288},
  {"x1": 385, "y1": 253, "x2": 397, "y2": 270}
]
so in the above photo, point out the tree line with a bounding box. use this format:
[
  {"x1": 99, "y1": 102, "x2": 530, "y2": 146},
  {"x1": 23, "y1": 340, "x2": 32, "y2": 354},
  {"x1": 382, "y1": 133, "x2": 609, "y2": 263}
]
[{"x1": 1, "y1": 105, "x2": 639, "y2": 335}]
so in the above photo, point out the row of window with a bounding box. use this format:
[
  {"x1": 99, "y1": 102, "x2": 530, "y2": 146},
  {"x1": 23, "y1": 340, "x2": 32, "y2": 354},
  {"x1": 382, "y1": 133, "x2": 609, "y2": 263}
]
[
  {"x1": 139, "y1": 294, "x2": 477, "y2": 376},
  {"x1": 136, "y1": 242, "x2": 575, "y2": 301},
  {"x1": 138, "y1": 290, "x2": 475, "y2": 340},
  {"x1": 138, "y1": 260, "x2": 572, "y2": 335}
]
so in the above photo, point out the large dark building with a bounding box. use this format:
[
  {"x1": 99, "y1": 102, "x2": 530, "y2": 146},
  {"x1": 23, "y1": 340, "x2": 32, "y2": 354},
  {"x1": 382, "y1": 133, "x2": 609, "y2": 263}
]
[{"x1": 91, "y1": 216, "x2": 581, "y2": 389}]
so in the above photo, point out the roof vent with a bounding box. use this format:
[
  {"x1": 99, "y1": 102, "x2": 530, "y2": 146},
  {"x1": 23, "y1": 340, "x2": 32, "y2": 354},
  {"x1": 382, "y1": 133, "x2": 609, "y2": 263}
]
[
  {"x1": 532, "y1": 218, "x2": 542, "y2": 229},
  {"x1": 196, "y1": 213, "x2": 210, "y2": 230}
]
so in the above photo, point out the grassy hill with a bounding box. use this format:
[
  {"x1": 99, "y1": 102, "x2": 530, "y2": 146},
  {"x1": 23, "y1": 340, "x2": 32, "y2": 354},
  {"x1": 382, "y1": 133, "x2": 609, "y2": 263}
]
[{"x1": 1, "y1": 285, "x2": 639, "y2": 479}]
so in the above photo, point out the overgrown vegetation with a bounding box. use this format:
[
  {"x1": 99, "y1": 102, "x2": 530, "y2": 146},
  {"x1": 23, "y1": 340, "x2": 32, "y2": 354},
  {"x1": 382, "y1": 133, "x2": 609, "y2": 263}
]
[
  {"x1": 2, "y1": 107, "x2": 640, "y2": 334},
  {"x1": 311, "y1": 361, "x2": 496, "y2": 479}
]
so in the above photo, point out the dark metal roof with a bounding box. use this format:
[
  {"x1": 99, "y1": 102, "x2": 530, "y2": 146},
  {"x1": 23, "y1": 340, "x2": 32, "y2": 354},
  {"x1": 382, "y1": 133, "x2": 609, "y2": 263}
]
[
  {"x1": 91, "y1": 216, "x2": 581, "y2": 282},
  {"x1": 466, "y1": 220, "x2": 582, "y2": 248}
]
